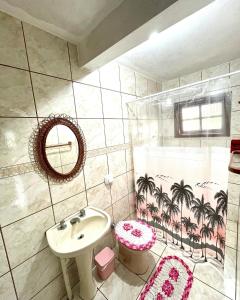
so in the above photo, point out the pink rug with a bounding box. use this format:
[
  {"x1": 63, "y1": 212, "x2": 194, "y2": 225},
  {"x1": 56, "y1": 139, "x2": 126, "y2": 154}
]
[{"x1": 139, "y1": 256, "x2": 193, "y2": 300}]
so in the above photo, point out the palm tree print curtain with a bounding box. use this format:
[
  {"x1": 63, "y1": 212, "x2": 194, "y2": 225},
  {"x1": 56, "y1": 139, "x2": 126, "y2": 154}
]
[{"x1": 134, "y1": 146, "x2": 229, "y2": 264}]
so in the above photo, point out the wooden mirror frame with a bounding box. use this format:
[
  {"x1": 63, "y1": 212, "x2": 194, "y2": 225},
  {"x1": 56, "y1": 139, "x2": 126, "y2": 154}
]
[{"x1": 29, "y1": 114, "x2": 86, "y2": 183}]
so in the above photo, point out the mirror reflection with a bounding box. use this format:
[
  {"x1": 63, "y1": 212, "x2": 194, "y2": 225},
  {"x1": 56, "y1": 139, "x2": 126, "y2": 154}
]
[{"x1": 45, "y1": 125, "x2": 79, "y2": 174}]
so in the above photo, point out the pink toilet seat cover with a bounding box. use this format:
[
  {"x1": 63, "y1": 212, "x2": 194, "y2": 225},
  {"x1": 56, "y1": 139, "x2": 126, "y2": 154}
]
[{"x1": 115, "y1": 220, "x2": 156, "y2": 251}]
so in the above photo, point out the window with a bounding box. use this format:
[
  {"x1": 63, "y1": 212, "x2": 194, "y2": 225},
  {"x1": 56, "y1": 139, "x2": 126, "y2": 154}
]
[{"x1": 174, "y1": 93, "x2": 231, "y2": 138}]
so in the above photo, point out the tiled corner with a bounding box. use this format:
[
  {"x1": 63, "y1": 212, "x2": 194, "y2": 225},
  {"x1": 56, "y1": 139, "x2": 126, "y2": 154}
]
[
  {"x1": 23, "y1": 23, "x2": 71, "y2": 79},
  {"x1": 53, "y1": 191, "x2": 87, "y2": 223},
  {"x1": 31, "y1": 73, "x2": 76, "y2": 117},
  {"x1": 112, "y1": 195, "x2": 130, "y2": 222},
  {"x1": 73, "y1": 82, "x2": 102, "y2": 118},
  {"x1": 0, "y1": 11, "x2": 28, "y2": 69},
  {"x1": 111, "y1": 174, "x2": 128, "y2": 204},
  {"x1": 121, "y1": 93, "x2": 136, "y2": 118},
  {"x1": 135, "y1": 72, "x2": 148, "y2": 97},
  {"x1": 102, "y1": 89, "x2": 123, "y2": 118},
  {"x1": 2, "y1": 207, "x2": 54, "y2": 268},
  {"x1": 230, "y1": 58, "x2": 240, "y2": 87},
  {"x1": 12, "y1": 247, "x2": 61, "y2": 300},
  {"x1": 120, "y1": 65, "x2": 136, "y2": 95},
  {"x1": 87, "y1": 183, "x2": 111, "y2": 210},
  {"x1": 0, "y1": 65, "x2": 35, "y2": 117},
  {"x1": 0, "y1": 172, "x2": 51, "y2": 226},
  {"x1": 127, "y1": 170, "x2": 135, "y2": 193},
  {"x1": 68, "y1": 43, "x2": 100, "y2": 86},
  {"x1": 99, "y1": 61, "x2": 120, "y2": 91},
  {"x1": 147, "y1": 79, "x2": 157, "y2": 95}
]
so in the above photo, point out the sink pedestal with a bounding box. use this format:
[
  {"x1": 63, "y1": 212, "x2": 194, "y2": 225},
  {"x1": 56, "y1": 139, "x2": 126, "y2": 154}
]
[{"x1": 75, "y1": 250, "x2": 97, "y2": 300}]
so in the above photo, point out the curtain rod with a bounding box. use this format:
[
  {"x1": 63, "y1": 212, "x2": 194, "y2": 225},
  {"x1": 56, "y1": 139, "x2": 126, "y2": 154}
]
[{"x1": 131, "y1": 69, "x2": 240, "y2": 103}]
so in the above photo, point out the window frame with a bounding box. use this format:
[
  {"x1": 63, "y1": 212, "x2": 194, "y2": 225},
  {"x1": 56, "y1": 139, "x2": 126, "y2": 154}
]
[{"x1": 174, "y1": 93, "x2": 231, "y2": 138}]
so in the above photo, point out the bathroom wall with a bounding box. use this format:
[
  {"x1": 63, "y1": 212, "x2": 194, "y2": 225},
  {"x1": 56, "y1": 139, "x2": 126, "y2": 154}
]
[
  {"x1": 0, "y1": 11, "x2": 160, "y2": 300},
  {"x1": 161, "y1": 61, "x2": 240, "y2": 296}
]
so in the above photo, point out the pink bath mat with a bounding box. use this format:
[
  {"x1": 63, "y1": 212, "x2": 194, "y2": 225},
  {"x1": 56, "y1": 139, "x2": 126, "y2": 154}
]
[{"x1": 139, "y1": 256, "x2": 193, "y2": 300}]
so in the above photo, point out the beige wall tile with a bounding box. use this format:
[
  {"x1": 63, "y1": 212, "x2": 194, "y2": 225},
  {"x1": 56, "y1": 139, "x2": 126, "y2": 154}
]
[
  {"x1": 202, "y1": 62, "x2": 230, "y2": 80},
  {"x1": 231, "y1": 111, "x2": 240, "y2": 135},
  {"x1": 102, "y1": 89, "x2": 122, "y2": 118},
  {"x1": 87, "y1": 183, "x2": 111, "y2": 210},
  {"x1": 50, "y1": 172, "x2": 85, "y2": 204},
  {"x1": 121, "y1": 93, "x2": 136, "y2": 118},
  {"x1": 79, "y1": 119, "x2": 105, "y2": 150},
  {"x1": 12, "y1": 247, "x2": 61, "y2": 300},
  {"x1": 68, "y1": 44, "x2": 100, "y2": 86},
  {"x1": 0, "y1": 272, "x2": 17, "y2": 300},
  {"x1": 126, "y1": 148, "x2": 133, "y2": 171},
  {"x1": 0, "y1": 65, "x2": 35, "y2": 117},
  {"x1": 53, "y1": 191, "x2": 87, "y2": 223},
  {"x1": 84, "y1": 154, "x2": 108, "y2": 189},
  {"x1": 231, "y1": 86, "x2": 240, "y2": 112},
  {"x1": 112, "y1": 195, "x2": 130, "y2": 223},
  {"x1": 3, "y1": 207, "x2": 54, "y2": 268},
  {"x1": 0, "y1": 118, "x2": 37, "y2": 167},
  {"x1": 31, "y1": 73, "x2": 76, "y2": 117},
  {"x1": 23, "y1": 23, "x2": 71, "y2": 79},
  {"x1": 147, "y1": 79, "x2": 157, "y2": 95},
  {"x1": 127, "y1": 170, "x2": 135, "y2": 193},
  {"x1": 74, "y1": 82, "x2": 102, "y2": 118},
  {"x1": 123, "y1": 120, "x2": 130, "y2": 144},
  {"x1": 162, "y1": 78, "x2": 179, "y2": 91},
  {"x1": 104, "y1": 119, "x2": 124, "y2": 147},
  {"x1": 94, "y1": 231, "x2": 115, "y2": 255},
  {"x1": 99, "y1": 62, "x2": 120, "y2": 91},
  {"x1": 108, "y1": 150, "x2": 126, "y2": 177},
  {"x1": 135, "y1": 72, "x2": 148, "y2": 97},
  {"x1": 228, "y1": 183, "x2": 240, "y2": 206},
  {"x1": 120, "y1": 65, "x2": 135, "y2": 95},
  {"x1": 0, "y1": 172, "x2": 51, "y2": 226},
  {"x1": 180, "y1": 71, "x2": 201, "y2": 86},
  {"x1": 226, "y1": 220, "x2": 237, "y2": 233},
  {"x1": 227, "y1": 203, "x2": 238, "y2": 222},
  {"x1": 0, "y1": 11, "x2": 27, "y2": 69},
  {"x1": 111, "y1": 174, "x2": 128, "y2": 204},
  {"x1": 128, "y1": 192, "x2": 136, "y2": 214},
  {"x1": 230, "y1": 58, "x2": 240, "y2": 87},
  {"x1": 225, "y1": 229, "x2": 237, "y2": 249},
  {"x1": 0, "y1": 234, "x2": 9, "y2": 276}
]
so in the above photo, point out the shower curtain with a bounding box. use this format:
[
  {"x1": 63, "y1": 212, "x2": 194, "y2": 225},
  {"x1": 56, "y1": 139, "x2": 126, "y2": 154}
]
[{"x1": 128, "y1": 77, "x2": 231, "y2": 263}]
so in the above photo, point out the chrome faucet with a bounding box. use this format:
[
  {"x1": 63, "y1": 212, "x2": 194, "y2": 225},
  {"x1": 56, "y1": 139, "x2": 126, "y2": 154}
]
[
  {"x1": 79, "y1": 209, "x2": 86, "y2": 217},
  {"x1": 58, "y1": 219, "x2": 67, "y2": 230},
  {"x1": 70, "y1": 217, "x2": 80, "y2": 225}
]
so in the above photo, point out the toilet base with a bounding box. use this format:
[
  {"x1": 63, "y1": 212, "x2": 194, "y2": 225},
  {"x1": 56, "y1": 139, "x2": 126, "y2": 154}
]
[{"x1": 118, "y1": 243, "x2": 149, "y2": 275}]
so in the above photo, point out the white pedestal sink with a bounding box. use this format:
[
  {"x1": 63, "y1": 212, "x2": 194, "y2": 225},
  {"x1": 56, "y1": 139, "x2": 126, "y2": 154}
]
[{"x1": 46, "y1": 206, "x2": 111, "y2": 300}]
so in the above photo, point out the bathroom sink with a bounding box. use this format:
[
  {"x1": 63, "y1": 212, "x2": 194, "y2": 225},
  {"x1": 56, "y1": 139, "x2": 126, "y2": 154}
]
[
  {"x1": 46, "y1": 206, "x2": 111, "y2": 258},
  {"x1": 46, "y1": 206, "x2": 111, "y2": 300}
]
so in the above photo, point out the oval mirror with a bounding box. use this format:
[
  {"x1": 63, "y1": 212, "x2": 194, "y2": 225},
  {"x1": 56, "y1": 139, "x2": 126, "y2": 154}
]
[{"x1": 29, "y1": 115, "x2": 86, "y2": 183}]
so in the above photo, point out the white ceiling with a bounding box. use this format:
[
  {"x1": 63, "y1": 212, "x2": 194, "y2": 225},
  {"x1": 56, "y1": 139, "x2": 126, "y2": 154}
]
[
  {"x1": 118, "y1": 0, "x2": 240, "y2": 80},
  {"x1": 0, "y1": 0, "x2": 124, "y2": 43}
]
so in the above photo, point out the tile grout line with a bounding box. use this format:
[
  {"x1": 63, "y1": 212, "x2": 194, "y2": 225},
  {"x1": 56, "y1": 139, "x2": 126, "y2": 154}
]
[{"x1": 0, "y1": 227, "x2": 19, "y2": 299}]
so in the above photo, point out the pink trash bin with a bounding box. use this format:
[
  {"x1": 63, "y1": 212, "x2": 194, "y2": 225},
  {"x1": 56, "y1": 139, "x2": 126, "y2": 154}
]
[{"x1": 94, "y1": 247, "x2": 115, "y2": 280}]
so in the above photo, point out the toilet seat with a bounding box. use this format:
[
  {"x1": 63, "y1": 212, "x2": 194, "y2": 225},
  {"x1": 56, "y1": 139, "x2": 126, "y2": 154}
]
[{"x1": 115, "y1": 220, "x2": 156, "y2": 274}]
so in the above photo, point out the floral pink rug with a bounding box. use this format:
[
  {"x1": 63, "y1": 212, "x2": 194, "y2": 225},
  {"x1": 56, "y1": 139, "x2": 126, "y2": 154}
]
[{"x1": 139, "y1": 256, "x2": 193, "y2": 300}]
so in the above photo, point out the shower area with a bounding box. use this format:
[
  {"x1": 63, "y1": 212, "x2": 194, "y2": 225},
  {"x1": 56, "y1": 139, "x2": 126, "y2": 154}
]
[{"x1": 128, "y1": 75, "x2": 235, "y2": 265}]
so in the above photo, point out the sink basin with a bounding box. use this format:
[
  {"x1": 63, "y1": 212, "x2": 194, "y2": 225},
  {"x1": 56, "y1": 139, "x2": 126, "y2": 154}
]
[{"x1": 46, "y1": 206, "x2": 111, "y2": 300}]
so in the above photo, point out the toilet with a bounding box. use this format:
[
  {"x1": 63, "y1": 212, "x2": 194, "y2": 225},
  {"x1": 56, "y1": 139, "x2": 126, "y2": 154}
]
[{"x1": 115, "y1": 220, "x2": 156, "y2": 275}]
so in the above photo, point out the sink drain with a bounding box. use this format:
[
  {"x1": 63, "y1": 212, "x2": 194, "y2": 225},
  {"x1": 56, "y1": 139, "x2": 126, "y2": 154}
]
[{"x1": 78, "y1": 234, "x2": 84, "y2": 240}]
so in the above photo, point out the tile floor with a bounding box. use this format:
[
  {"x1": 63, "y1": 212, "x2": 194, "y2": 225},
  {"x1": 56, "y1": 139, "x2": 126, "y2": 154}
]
[{"x1": 65, "y1": 233, "x2": 235, "y2": 300}]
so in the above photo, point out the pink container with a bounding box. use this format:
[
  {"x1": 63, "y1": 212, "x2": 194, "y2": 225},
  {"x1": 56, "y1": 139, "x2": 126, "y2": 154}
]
[{"x1": 94, "y1": 247, "x2": 115, "y2": 280}]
